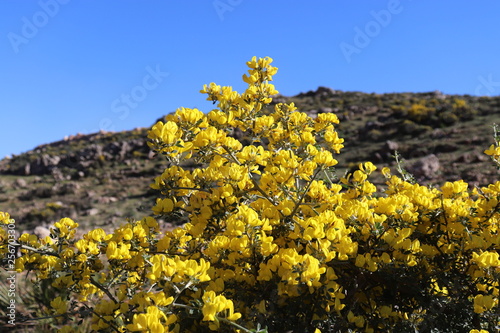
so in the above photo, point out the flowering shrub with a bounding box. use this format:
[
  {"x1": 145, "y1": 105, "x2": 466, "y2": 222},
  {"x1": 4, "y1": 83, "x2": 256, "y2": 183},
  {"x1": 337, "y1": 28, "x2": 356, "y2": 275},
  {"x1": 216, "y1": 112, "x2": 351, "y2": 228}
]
[{"x1": 1, "y1": 57, "x2": 500, "y2": 332}]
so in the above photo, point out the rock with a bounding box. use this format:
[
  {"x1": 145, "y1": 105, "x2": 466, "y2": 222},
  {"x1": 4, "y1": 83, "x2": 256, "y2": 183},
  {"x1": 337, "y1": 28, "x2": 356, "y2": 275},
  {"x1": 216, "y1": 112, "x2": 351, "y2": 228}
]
[
  {"x1": 27, "y1": 154, "x2": 62, "y2": 175},
  {"x1": 316, "y1": 86, "x2": 336, "y2": 97},
  {"x1": 118, "y1": 141, "x2": 130, "y2": 160},
  {"x1": 318, "y1": 107, "x2": 333, "y2": 113},
  {"x1": 375, "y1": 140, "x2": 400, "y2": 162},
  {"x1": 57, "y1": 182, "x2": 81, "y2": 195},
  {"x1": 14, "y1": 178, "x2": 28, "y2": 188},
  {"x1": 71, "y1": 171, "x2": 85, "y2": 179},
  {"x1": 33, "y1": 226, "x2": 51, "y2": 239},
  {"x1": 408, "y1": 154, "x2": 440, "y2": 179},
  {"x1": 349, "y1": 105, "x2": 360, "y2": 113},
  {"x1": 77, "y1": 160, "x2": 94, "y2": 169},
  {"x1": 86, "y1": 208, "x2": 99, "y2": 216},
  {"x1": 45, "y1": 154, "x2": 61, "y2": 167},
  {"x1": 456, "y1": 152, "x2": 488, "y2": 164},
  {"x1": 385, "y1": 140, "x2": 399, "y2": 152},
  {"x1": 431, "y1": 129, "x2": 446, "y2": 139},
  {"x1": 364, "y1": 121, "x2": 383, "y2": 131},
  {"x1": 98, "y1": 196, "x2": 118, "y2": 204},
  {"x1": 432, "y1": 90, "x2": 447, "y2": 100},
  {"x1": 51, "y1": 168, "x2": 66, "y2": 181},
  {"x1": 80, "y1": 144, "x2": 104, "y2": 161},
  {"x1": 85, "y1": 190, "x2": 96, "y2": 198}
]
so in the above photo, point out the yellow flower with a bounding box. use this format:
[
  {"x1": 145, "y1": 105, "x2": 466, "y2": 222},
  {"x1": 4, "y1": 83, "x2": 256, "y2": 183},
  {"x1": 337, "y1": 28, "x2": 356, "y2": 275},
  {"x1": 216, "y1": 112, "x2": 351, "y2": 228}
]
[
  {"x1": 53, "y1": 218, "x2": 78, "y2": 239},
  {"x1": 193, "y1": 126, "x2": 221, "y2": 147},
  {"x1": 148, "y1": 120, "x2": 180, "y2": 145},
  {"x1": 85, "y1": 228, "x2": 110, "y2": 242},
  {"x1": 148, "y1": 254, "x2": 176, "y2": 281},
  {"x1": 473, "y1": 294, "x2": 497, "y2": 313},
  {"x1": 359, "y1": 161, "x2": 376, "y2": 174},
  {"x1": 347, "y1": 310, "x2": 365, "y2": 328},
  {"x1": 313, "y1": 150, "x2": 338, "y2": 167},
  {"x1": 106, "y1": 241, "x2": 131, "y2": 260},
  {"x1": 50, "y1": 296, "x2": 68, "y2": 315},
  {"x1": 378, "y1": 305, "x2": 393, "y2": 318},
  {"x1": 484, "y1": 144, "x2": 500, "y2": 156},
  {"x1": 202, "y1": 291, "x2": 241, "y2": 323},
  {"x1": 473, "y1": 251, "x2": 500, "y2": 269},
  {"x1": 58, "y1": 326, "x2": 79, "y2": 333},
  {"x1": 126, "y1": 306, "x2": 168, "y2": 332},
  {"x1": 174, "y1": 106, "x2": 205, "y2": 125},
  {"x1": 0, "y1": 211, "x2": 11, "y2": 224},
  {"x1": 152, "y1": 198, "x2": 175, "y2": 215}
]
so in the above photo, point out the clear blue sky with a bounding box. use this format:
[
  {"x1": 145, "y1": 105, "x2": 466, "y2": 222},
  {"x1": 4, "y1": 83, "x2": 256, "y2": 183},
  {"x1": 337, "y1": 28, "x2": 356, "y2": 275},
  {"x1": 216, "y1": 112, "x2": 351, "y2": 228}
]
[{"x1": 1, "y1": 1, "x2": 500, "y2": 159}]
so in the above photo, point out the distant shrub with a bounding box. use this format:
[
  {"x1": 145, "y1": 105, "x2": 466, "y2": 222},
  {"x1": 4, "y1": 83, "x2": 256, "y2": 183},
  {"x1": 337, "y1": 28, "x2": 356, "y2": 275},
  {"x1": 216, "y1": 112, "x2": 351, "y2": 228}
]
[
  {"x1": 440, "y1": 111, "x2": 459, "y2": 126},
  {"x1": 391, "y1": 97, "x2": 479, "y2": 129},
  {"x1": 402, "y1": 119, "x2": 432, "y2": 135},
  {"x1": 21, "y1": 184, "x2": 54, "y2": 200},
  {"x1": 25, "y1": 202, "x2": 63, "y2": 223},
  {"x1": 407, "y1": 103, "x2": 435, "y2": 123},
  {"x1": 366, "y1": 129, "x2": 384, "y2": 141}
]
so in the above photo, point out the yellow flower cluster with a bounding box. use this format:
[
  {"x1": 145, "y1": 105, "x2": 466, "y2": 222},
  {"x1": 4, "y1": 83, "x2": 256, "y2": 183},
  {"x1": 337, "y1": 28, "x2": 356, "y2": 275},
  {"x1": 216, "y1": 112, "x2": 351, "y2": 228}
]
[
  {"x1": 2, "y1": 57, "x2": 499, "y2": 332},
  {"x1": 484, "y1": 124, "x2": 500, "y2": 169},
  {"x1": 485, "y1": 143, "x2": 500, "y2": 162}
]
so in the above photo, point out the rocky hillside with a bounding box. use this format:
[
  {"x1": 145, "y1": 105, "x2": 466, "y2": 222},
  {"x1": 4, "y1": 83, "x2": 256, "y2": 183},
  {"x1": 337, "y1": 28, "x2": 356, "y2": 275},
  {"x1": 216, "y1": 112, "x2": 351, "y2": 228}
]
[{"x1": 1, "y1": 88, "x2": 499, "y2": 235}]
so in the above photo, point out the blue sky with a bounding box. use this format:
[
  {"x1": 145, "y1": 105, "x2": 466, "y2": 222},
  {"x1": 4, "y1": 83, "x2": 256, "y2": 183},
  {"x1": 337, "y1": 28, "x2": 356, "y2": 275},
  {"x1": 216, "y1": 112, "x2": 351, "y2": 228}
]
[{"x1": 1, "y1": 1, "x2": 500, "y2": 159}]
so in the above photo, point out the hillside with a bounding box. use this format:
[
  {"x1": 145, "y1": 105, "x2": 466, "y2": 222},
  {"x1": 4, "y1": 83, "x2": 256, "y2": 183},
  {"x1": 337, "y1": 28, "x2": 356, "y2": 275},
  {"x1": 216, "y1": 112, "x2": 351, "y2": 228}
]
[{"x1": 1, "y1": 88, "x2": 499, "y2": 235}]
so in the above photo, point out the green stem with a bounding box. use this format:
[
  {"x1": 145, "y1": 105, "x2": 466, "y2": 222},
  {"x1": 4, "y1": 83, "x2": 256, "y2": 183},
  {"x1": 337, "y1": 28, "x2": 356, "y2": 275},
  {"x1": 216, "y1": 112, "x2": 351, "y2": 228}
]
[
  {"x1": 90, "y1": 278, "x2": 118, "y2": 304},
  {"x1": 218, "y1": 316, "x2": 254, "y2": 333},
  {"x1": 167, "y1": 186, "x2": 212, "y2": 194},
  {"x1": 20, "y1": 244, "x2": 60, "y2": 257},
  {"x1": 288, "y1": 167, "x2": 322, "y2": 219}
]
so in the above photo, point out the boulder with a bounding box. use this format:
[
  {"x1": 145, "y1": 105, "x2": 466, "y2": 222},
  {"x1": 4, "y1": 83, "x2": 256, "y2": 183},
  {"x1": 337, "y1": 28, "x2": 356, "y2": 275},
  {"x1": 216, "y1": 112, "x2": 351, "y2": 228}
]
[
  {"x1": 408, "y1": 154, "x2": 440, "y2": 180},
  {"x1": 33, "y1": 226, "x2": 51, "y2": 239},
  {"x1": 14, "y1": 178, "x2": 28, "y2": 188}
]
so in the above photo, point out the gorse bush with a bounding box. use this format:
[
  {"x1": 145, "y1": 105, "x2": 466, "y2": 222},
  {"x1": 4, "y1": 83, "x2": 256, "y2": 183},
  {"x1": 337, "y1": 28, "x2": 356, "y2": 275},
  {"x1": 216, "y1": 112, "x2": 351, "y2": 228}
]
[
  {"x1": 391, "y1": 97, "x2": 478, "y2": 128},
  {"x1": 1, "y1": 57, "x2": 500, "y2": 332}
]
